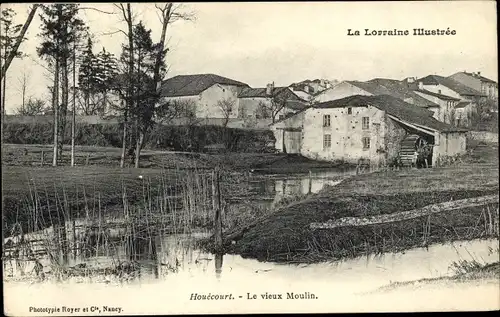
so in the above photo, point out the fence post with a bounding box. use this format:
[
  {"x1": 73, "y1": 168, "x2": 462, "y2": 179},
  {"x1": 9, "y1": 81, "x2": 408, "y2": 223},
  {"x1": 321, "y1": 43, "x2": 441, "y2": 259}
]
[
  {"x1": 308, "y1": 170, "x2": 312, "y2": 194},
  {"x1": 41, "y1": 151, "x2": 44, "y2": 166},
  {"x1": 213, "y1": 167, "x2": 223, "y2": 253},
  {"x1": 85, "y1": 153, "x2": 89, "y2": 166}
]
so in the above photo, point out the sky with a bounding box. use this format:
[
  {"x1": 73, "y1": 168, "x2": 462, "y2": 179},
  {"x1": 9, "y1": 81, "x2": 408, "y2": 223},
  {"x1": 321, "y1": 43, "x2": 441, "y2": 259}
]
[{"x1": 2, "y1": 1, "x2": 498, "y2": 114}]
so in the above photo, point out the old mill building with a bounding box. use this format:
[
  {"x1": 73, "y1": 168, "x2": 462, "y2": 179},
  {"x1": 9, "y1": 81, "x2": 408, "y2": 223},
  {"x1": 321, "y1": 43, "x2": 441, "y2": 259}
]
[{"x1": 270, "y1": 94, "x2": 468, "y2": 167}]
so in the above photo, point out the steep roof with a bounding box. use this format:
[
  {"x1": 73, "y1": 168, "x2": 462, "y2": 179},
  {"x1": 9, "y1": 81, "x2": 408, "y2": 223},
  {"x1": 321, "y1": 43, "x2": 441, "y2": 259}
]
[
  {"x1": 159, "y1": 74, "x2": 249, "y2": 97},
  {"x1": 417, "y1": 75, "x2": 485, "y2": 96},
  {"x1": 450, "y1": 71, "x2": 497, "y2": 84},
  {"x1": 413, "y1": 89, "x2": 461, "y2": 101},
  {"x1": 313, "y1": 94, "x2": 467, "y2": 132},
  {"x1": 354, "y1": 79, "x2": 440, "y2": 108}
]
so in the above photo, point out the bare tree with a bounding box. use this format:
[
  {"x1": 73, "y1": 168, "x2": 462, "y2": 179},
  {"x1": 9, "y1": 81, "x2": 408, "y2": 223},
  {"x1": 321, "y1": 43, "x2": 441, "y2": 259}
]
[
  {"x1": 153, "y1": 3, "x2": 195, "y2": 86},
  {"x1": 113, "y1": 3, "x2": 135, "y2": 168},
  {"x1": 256, "y1": 93, "x2": 288, "y2": 123},
  {"x1": 16, "y1": 97, "x2": 47, "y2": 115},
  {"x1": 217, "y1": 98, "x2": 236, "y2": 127},
  {"x1": 16, "y1": 67, "x2": 31, "y2": 113},
  {"x1": 157, "y1": 98, "x2": 197, "y2": 124}
]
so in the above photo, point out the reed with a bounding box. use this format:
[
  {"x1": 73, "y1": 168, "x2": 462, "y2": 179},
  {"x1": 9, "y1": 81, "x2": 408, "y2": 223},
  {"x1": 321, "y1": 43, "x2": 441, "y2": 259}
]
[{"x1": 2, "y1": 165, "x2": 228, "y2": 283}]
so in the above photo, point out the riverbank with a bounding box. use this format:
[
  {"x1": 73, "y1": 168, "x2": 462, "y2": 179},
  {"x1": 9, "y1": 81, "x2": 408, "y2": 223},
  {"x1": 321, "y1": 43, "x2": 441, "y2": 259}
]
[{"x1": 224, "y1": 142, "x2": 499, "y2": 263}]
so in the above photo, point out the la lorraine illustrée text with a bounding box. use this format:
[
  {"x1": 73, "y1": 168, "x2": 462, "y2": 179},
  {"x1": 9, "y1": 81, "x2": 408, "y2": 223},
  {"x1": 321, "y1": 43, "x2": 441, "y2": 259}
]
[{"x1": 347, "y1": 28, "x2": 457, "y2": 36}]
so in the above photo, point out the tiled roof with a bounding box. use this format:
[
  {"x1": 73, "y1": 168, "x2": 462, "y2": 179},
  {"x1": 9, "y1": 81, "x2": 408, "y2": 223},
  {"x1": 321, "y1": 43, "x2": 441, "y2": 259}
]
[
  {"x1": 238, "y1": 86, "x2": 305, "y2": 101},
  {"x1": 313, "y1": 94, "x2": 467, "y2": 132},
  {"x1": 451, "y1": 72, "x2": 497, "y2": 84},
  {"x1": 355, "y1": 79, "x2": 440, "y2": 108},
  {"x1": 159, "y1": 74, "x2": 249, "y2": 97},
  {"x1": 417, "y1": 75, "x2": 485, "y2": 96},
  {"x1": 413, "y1": 89, "x2": 461, "y2": 101}
]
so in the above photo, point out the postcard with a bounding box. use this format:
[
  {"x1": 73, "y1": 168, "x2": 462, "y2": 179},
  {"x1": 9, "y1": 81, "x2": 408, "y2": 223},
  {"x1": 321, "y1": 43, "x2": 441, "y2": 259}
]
[{"x1": 2, "y1": 1, "x2": 498, "y2": 315}]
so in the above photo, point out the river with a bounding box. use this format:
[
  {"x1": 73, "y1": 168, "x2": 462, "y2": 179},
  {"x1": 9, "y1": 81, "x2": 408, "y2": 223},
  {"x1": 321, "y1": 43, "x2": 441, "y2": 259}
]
[{"x1": 3, "y1": 168, "x2": 499, "y2": 313}]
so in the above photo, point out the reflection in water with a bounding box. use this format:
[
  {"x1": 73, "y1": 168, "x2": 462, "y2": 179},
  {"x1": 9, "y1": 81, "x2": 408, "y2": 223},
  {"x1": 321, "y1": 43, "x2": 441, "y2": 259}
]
[
  {"x1": 3, "y1": 218, "x2": 499, "y2": 294},
  {"x1": 215, "y1": 253, "x2": 223, "y2": 280},
  {"x1": 247, "y1": 169, "x2": 358, "y2": 207}
]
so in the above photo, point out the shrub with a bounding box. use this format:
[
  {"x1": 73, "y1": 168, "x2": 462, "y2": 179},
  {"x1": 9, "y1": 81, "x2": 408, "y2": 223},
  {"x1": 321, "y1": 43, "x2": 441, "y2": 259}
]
[{"x1": 3, "y1": 122, "x2": 276, "y2": 153}]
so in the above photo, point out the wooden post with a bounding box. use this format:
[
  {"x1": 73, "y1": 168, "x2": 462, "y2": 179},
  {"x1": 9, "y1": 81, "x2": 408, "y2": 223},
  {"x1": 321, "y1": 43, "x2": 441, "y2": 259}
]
[
  {"x1": 85, "y1": 153, "x2": 89, "y2": 166},
  {"x1": 308, "y1": 170, "x2": 312, "y2": 194},
  {"x1": 41, "y1": 151, "x2": 44, "y2": 166},
  {"x1": 213, "y1": 167, "x2": 223, "y2": 253},
  {"x1": 215, "y1": 253, "x2": 223, "y2": 280},
  {"x1": 72, "y1": 219, "x2": 77, "y2": 259}
]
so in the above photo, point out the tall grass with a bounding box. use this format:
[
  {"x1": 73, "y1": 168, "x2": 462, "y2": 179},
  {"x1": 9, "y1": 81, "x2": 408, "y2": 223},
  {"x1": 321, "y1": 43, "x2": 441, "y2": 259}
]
[{"x1": 2, "y1": 167, "x2": 221, "y2": 283}]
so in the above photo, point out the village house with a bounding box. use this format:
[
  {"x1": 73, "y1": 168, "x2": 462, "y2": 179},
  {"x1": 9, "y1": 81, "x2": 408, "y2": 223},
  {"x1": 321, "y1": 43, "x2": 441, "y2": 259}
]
[
  {"x1": 415, "y1": 75, "x2": 486, "y2": 124},
  {"x1": 237, "y1": 83, "x2": 308, "y2": 123},
  {"x1": 290, "y1": 79, "x2": 333, "y2": 95},
  {"x1": 315, "y1": 79, "x2": 439, "y2": 109},
  {"x1": 448, "y1": 71, "x2": 498, "y2": 100},
  {"x1": 270, "y1": 94, "x2": 467, "y2": 167},
  {"x1": 158, "y1": 74, "x2": 250, "y2": 119},
  {"x1": 412, "y1": 89, "x2": 461, "y2": 125}
]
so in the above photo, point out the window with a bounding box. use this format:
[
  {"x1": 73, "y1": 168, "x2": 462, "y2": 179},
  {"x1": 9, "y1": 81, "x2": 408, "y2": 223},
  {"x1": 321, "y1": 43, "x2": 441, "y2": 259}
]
[
  {"x1": 323, "y1": 114, "x2": 331, "y2": 127},
  {"x1": 347, "y1": 107, "x2": 352, "y2": 115},
  {"x1": 362, "y1": 117, "x2": 370, "y2": 130},
  {"x1": 279, "y1": 114, "x2": 284, "y2": 120},
  {"x1": 362, "y1": 137, "x2": 370, "y2": 150},
  {"x1": 438, "y1": 89, "x2": 442, "y2": 94},
  {"x1": 323, "y1": 134, "x2": 331, "y2": 149}
]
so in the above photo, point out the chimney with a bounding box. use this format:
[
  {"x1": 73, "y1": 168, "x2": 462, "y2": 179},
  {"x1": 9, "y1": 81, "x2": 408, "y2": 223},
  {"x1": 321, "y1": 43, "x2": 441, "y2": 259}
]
[
  {"x1": 266, "y1": 82, "x2": 274, "y2": 96},
  {"x1": 477, "y1": 71, "x2": 481, "y2": 76},
  {"x1": 418, "y1": 81, "x2": 424, "y2": 90},
  {"x1": 407, "y1": 77, "x2": 415, "y2": 83}
]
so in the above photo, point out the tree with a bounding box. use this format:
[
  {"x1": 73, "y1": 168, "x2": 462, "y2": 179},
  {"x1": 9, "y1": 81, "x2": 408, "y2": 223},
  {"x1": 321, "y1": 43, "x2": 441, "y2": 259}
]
[
  {"x1": 255, "y1": 87, "x2": 289, "y2": 123},
  {"x1": 16, "y1": 66, "x2": 32, "y2": 113},
  {"x1": 0, "y1": 5, "x2": 39, "y2": 81},
  {"x1": 112, "y1": 3, "x2": 194, "y2": 168},
  {"x1": 94, "y1": 48, "x2": 118, "y2": 115},
  {"x1": 78, "y1": 36, "x2": 99, "y2": 115},
  {"x1": 1, "y1": 7, "x2": 24, "y2": 116},
  {"x1": 217, "y1": 98, "x2": 236, "y2": 127},
  {"x1": 37, "y1": 4, "x2": 86, "y2": 165},
  {"x1": 113, "y1": 3, "x2": 135, "y2": 168},
  {"x1": 16, "y1": 98, "x2": 47, "y2": 115}
]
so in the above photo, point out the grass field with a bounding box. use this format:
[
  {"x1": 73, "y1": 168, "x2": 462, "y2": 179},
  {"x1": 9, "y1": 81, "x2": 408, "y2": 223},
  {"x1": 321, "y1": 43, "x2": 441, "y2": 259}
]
[{"x1": 1, "y1": 143, "x2": 345, "y2": 172}]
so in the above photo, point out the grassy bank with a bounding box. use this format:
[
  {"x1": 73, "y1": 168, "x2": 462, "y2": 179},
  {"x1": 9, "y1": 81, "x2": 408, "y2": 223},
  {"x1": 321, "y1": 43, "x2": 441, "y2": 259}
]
[
  {"x1": 1, "y1": 143, "x2": 348, "y2": 173},
  {"x1": 374, "y1": 261, "x2": 500, "y2": 294},
  {"x1": 224, "y1": 143, "x2": 499, "y2": 263}
]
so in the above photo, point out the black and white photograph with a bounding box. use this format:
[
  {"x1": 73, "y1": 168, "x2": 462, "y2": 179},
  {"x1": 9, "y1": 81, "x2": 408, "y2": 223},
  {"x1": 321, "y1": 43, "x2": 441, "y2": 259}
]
[{"x1": 1, "y1": 1, "x2": 498, "y2": 315}]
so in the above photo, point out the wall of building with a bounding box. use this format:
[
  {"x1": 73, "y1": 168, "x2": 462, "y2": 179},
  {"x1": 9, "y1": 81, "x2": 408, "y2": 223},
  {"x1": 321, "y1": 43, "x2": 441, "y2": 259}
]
[
  {"x1": 483, "y1": 82, "x2": 498, "y2": 100},
  {"x1": 384, "y1": 117, "x2": 409, "y2": 161},
  {"x1": 420, "y1": 83, "x2": 463, "y2": 100},
  {"x1": 315, "y1": 82, "x2": 371, "y2": 103},
  {"x1": 198, "y1": 84, "x2": 241, "y2": 118},
  {"x1": 160, "y1": 84, "x2": 241, "y2": 119},
  {"x1": 413, "y1": 91, "x2": 455, "y2": 123},
  {"x1": 270, "y1": 112, "x2": 305, "y2": 152},
  {"x1": 300, "y1": 105, "x2": 387, "y2": 164},
  {"x1": 238, "y1": 97, "x2": 299, "y2": 122},
  {"x1": 433, "y1": 131, "x2": 467, "y2": 162}
]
